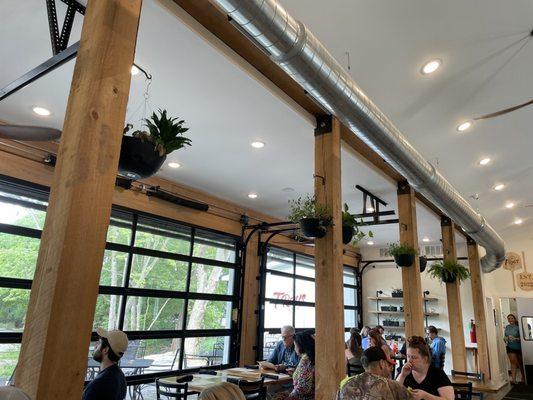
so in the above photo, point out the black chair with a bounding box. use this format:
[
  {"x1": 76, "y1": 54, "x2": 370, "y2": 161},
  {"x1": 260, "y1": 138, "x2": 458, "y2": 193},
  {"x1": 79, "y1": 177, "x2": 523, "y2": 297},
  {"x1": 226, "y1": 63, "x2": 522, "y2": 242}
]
[
  {"x1": 347, "y1": 362, "x2": 364, "y2": 377},
  {"x1": 452, "y1": 382, "x2": 473, "y2": 400},
  {"x1": 451, "y1": 370, "x2": 484, "y2": 400},
  {"x1": 156, "y1": 376, "x2": 193, "y2": 400},
  {"x1": 227, "y1": 377, "x2": 266, "y2": 400}
]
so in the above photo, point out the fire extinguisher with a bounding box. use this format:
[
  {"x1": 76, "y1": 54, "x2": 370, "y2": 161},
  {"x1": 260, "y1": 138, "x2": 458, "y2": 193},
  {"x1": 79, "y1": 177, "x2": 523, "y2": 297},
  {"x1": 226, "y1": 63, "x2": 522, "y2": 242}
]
[{"x1": 470, "y1": 319, "x2": 477, "y2": 343}]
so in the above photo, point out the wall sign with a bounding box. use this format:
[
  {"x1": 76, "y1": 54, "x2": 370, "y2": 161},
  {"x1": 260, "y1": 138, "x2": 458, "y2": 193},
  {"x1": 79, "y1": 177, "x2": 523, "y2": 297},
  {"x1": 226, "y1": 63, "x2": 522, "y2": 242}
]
[
  {"x1": 517, "y1": 251, "x2": 533, "y2": 291},
  {"x1": 504, "y1": 252, "x2": 523, "y2": 272}
]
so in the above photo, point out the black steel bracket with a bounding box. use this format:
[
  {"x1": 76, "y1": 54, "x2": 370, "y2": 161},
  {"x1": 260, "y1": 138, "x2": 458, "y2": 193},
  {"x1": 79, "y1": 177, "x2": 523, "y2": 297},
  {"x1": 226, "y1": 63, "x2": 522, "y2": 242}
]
[
  {"x1": 46, "y1": 0, "x2": 86, "y2": 55},
  {"x1": 314, "y1": 115, "x2": 333, "y2": 136},
  {"x1": 397, "y1": 180, "x2": 411, "y2": 195},
  {"x1": 441, "y1": 216, "x2": 452, "y2": 227}
]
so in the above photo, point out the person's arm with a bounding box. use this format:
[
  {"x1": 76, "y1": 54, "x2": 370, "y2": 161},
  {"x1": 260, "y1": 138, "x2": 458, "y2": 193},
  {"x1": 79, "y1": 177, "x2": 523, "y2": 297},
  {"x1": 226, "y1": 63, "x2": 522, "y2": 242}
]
[
  {"x1": 410, "y1": 386, "x2": 453, "y2": 400},
  {"x1": 396, "y1": 361, "x2": 412, "y2": 385}
]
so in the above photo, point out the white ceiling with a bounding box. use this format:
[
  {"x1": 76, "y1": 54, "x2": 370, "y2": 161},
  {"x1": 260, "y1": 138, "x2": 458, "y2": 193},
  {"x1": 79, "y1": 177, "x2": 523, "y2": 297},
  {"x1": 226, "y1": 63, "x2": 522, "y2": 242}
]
[{"x1": 0, "y1": 0, "x2": 532, "y2": 250}]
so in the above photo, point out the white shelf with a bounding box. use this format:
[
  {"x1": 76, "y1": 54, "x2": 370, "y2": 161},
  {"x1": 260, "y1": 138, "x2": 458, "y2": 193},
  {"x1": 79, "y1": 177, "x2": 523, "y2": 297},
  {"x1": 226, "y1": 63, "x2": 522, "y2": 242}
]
[
  {"x1": 368, "y1": 296, "x2": 438, "y2": 301},
  {"x1": 369, "y1": 311, "x2": 439, "y2": 316}
]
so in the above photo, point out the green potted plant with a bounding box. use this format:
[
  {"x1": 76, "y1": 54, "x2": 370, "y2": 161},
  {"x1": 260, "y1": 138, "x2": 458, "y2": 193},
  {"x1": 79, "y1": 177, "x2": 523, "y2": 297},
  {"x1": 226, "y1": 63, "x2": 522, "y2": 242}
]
[
  {"x1": 391, "y1": 288, "x2": 403, "y2": 298},
  {"x1": 427, "y1": 260, "x2": 470, "y2": 284},
  {"x1": 288, "y1": 195, "x2": 331, "y2": 239},
  {"x1": 342, "y1": 203, "x2": 373, "y2": 245},
  {"x1": 119, "y1": 109, "x2": 191, "y2": 179},
  {"x1": 419, "y1": 255, "x2": 428, "y2": 272},
  {"x1": 388, "y1": 242, "x2": 418, "y2": 267}
]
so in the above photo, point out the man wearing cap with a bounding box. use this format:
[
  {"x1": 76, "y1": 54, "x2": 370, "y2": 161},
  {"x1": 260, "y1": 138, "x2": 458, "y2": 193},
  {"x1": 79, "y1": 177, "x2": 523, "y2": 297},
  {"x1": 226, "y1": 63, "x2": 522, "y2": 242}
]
[
  {"x1": 337, "y1": 347, "x2": 412, "y2": 400},
  {"x1": 82, "y1": 328, "x2": 129, "y2": 400}
]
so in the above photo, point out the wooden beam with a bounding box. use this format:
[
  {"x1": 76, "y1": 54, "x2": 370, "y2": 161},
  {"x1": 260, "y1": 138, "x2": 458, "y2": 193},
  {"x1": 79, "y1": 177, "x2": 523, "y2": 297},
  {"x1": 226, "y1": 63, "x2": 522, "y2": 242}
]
[
  {"x1": 441, "y1": 216, "x2": 467, "y2": 371},
  {"x1": 397, "y1": 181, "x2": 425, "y2": 337},
  {"x1": 15, "y1": 1, "x2": 142, "y2": 398},
  {"x1": 314, "y1": 116, "x2": 344, "y2": 398},
  {"x1": 467, "y1": 238, "x2": 491, "y2": 378}
]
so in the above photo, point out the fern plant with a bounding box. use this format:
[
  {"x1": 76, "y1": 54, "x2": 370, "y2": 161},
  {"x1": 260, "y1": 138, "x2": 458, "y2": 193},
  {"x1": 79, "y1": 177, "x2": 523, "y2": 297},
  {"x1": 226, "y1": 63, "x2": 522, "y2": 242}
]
[{"x1": 427, "y1": 260, "x2": 470, "y2": 283}]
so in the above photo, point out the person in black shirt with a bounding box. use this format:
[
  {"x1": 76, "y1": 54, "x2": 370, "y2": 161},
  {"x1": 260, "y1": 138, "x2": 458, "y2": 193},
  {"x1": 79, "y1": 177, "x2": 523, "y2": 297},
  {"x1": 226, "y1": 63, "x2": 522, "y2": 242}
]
[
  {"x1": 82, "y1": 328, "x2": 129, "y2": 400},
  {"x1": 396, "y1": 336, "x2": 453, "y2": 400}
]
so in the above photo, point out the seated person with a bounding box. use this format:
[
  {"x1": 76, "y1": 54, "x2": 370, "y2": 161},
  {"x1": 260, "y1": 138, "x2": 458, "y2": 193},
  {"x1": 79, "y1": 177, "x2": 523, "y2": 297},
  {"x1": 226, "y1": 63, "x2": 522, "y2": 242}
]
[
  {"x1": 268, "y1": 325, "x2": 299, "y2": 372},
  {"x1": 273, "y1": 332, "x2": 315, "y2": 400},
  {"x1": 361, "y1": 326, "x2": 371, "y2": 350},
  {"x1": 337, "y1": 347, "x2": 411, "y2": 400},
  {"x1": 198, "y1": 382, "x2": 246, "y2": 400},
  {"x1": 369, "y1": 329, "x2": 395, "y2": 366},
  {"x1": 426, "y1": 326, "x2": 446, "y2": 369},
  {"x1": 345, "y1": 328, "x2": 363, "y2": 369},
  {"x1": 396, "y1": 336, "x2": 453, "y2": 400}
]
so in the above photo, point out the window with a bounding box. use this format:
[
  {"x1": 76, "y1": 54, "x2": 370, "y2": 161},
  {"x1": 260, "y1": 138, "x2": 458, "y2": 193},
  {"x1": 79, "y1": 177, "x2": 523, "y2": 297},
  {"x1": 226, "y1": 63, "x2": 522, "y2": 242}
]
[
  {"x1": 0, "y1": 178, "x2": 241, "y2": 384},
  {"x1": 260, "y1": 247, "x2": 360, "y2": 359}
]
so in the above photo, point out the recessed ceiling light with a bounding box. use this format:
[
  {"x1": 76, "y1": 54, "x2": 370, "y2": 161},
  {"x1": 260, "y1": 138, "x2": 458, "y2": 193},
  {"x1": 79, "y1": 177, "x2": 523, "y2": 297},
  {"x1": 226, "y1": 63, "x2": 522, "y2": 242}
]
[
  {"x1": 422, "y1": 237, "x2": 430, "y2": 242},
  {"x1": 131, "y1": 65, "x2": 140, "y2": 75},
  {"x1": 248, "y1": 193, "x2": 258, "y2": 199},
  {"x1": 421, "y1": 59, "x2": 441, "y2": 75},
  {"x1": 505, "y1": 202, "x2": 515, "y2": 209},
  {"x1": 250, "y1": 141, "x2": 265, "y2": 149},
  {"x1": 32, "y1": 106, "x2": 51, "y2": 116},
  {"x1": 479, "y1": 158, "x2": 491, "y2": 166},
  {"x1": 514, "y1": 219, "x2": 523, "y2": 225},
  {"x1": 367, "y1": 207, "x2": 375, "y2": 213},
  {"x1": 494, "y1": 184, "x2": 505, "y2": 191},
  {"x1": 457, "y1": 121, "x2": 473, "y2": 132},
  {"x1": 168, "y1": 162, "x2": 181, "y2": 168},
  {"x1": 367, "y1": 241, "x2": 374, "y2": 246}
]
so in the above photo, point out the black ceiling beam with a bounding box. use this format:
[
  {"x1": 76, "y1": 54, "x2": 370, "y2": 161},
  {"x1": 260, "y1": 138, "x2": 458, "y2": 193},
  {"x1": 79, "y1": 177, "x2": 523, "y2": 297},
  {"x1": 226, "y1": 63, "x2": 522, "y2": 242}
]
[
  {"x1": 359, "y1": 219, "x2": 399, "y2": 226},
  {"x1": 355, "y1": 185, "x2": 388, "y2": 207},
  {"x1": 353, "y1": 210, "x2": 396, "y2": 218}
]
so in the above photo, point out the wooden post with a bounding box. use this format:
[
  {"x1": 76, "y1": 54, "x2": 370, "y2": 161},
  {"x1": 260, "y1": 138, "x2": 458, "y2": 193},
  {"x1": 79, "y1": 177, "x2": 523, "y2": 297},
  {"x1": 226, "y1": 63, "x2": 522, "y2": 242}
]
[
  {"x1": 239, "y1": 232, "x2": 260, "y2": 366},
  {"x1": 441, "y1": 216, "x2": 467, "y2": 371},
  {"x1": 15, "y1": 1, "x2": 142, "y2": 398},
  {"x1": 397, "y1": 181, "x2": 425, "y2": 338},
  {"x1": 314, "y1": 115, "x2": 344, "y2": 399},
  {"x1": 467, "y1": 237, "x2": 490, "y2": 378}
]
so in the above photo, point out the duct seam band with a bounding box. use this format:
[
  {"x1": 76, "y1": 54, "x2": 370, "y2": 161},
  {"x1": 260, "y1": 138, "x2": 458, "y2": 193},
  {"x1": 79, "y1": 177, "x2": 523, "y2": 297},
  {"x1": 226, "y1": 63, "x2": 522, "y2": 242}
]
[{"x1": 271, "y1": 21, "x2": 307, "y2": 63}]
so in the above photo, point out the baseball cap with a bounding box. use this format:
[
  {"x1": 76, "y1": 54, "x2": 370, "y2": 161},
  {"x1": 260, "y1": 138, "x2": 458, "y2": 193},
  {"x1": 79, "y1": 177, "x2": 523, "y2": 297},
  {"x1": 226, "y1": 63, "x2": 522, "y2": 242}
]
[
  {"x1": 0, "y1": 386, "x2": 31, "y2": 400},
  {"x1": 96, "y1": 328, "x2": 129, "y2": 357}
]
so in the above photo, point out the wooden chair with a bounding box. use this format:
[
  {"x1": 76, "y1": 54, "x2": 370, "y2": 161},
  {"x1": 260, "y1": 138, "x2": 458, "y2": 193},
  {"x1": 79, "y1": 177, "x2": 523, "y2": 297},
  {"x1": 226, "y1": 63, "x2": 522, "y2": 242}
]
[
  {"x1": 452, "y1": 382, "x2": 473, "y2": 400},
  {"x1": 451, "y1": 370, "x2": 484, "y2": 400},
  {"x1": 156, "y1": 376, "x2": 193, "y2": 400}
]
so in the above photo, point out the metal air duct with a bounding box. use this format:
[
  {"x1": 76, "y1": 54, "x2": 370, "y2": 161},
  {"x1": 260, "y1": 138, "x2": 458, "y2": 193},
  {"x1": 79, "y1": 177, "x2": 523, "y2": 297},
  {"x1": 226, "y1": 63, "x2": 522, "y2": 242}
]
[{"x1": 214, "y1": 0, "x2": 505, "y2": 272}]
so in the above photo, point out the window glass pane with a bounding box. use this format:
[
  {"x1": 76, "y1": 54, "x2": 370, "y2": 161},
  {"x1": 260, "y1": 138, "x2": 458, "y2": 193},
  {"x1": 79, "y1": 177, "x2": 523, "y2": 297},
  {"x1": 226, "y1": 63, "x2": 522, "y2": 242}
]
[
  {"x1": 193, "y1": 230, "x2": 236, "y2": 263},
  {"x1": 106, "y1": 213, "x2": 132, "y2": 245},
  {"x1": 0, "y1": 233, "x2": 39, "y2": 279},
  {"x1": 344, "y1": 287, "x2": 356, "y2": 306},
  {"x1": 265, "y1": 273, "x2": 293, "y2": 300},
  {"x1": 134, "y1": 217, "x2": 191, "y2": 255},
  {"x1": 295, "y1": 279, "x2": 315, "y2": 303},
  {"x1": 190, "y1": 264, "x2": 234, "y2": 295},
  {"x1": 123, "y1": 297, "x2": 184, "y2": 331},
  {"x1": 93, "y1": 294, "x2": 122, "y2": 331},
  {"x1": 295, "y1": 306, "x2": 315, "y2": 328},
  {"x1": 186, "y1": 300, "x2": 232, "y2": 330},
  {"x1": 0, "y1": 288, "x2": 29, "y2": 332},
  {"x1": 0, "y1": 194, "x2": 46, "y2": 230},
  {"x1": 0, "y1": 343, "x2": 20, "y2": 385},
  {"x1": 264, "y1": 301, "x2": 293, "y2": 329},
  {"x1": 344, "y1": 309, "x2": 356, "y2": 328},
  {"x1": 343, "y1": 267, "x2": 356, "y2": 285},
  {"x1": 263, "y1": 332, "x2": 281, "y2": 360},
  {"x1": 295, "y1": 254, "x2": 315, "y2": 278},
  {"x1": 267, "y1": 248, "x2": 293, "y2": 274},
  {"x1": 183, "y1": 336, "x2": 229, "y2": 369},
  {"x1": 129, "y1": 255, "x2": 188, "y2": 291},
  {"x1": 99, "y1": 250, "x2": 128, "y2": 287}
]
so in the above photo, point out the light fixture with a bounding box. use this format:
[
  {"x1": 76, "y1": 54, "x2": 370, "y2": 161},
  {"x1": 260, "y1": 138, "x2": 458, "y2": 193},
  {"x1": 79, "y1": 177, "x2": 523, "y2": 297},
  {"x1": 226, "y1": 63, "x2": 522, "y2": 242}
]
[
  {"x1": 422, "y1": 237, "x2": 430, "y2": 243},
  {"x1": 456, "y1": 121, "x2": 473, "y2": 132},
  {"x1": 421, "y1": 59, "x2": 441, "y2": 75},
  {"x1": 505, "y1": 202, "x2": 515, "y2": 209},
  {"x1": 367, "y1": 241, "x2": 374, "y2": 246},
  {"x1": 131, "y1": 65, "x2": 140, "y2": 75},
  {"x1": 494, "y1": 184, "x2": 505, "y2": 191},
  {"x1": 478, "y1": 158, "x2": 491, "y2": 166},
  {"x1": 32, "y1": 106, "x2": 51, "y2": 116},
  {"x1": 250, "y1": 141, "x2": 265, "y2": 149},
  {"x1": 168, "y1": 162, "x2": 181, "y2": 169},
  {"x1": 248, "y1": 193, "x2": 258, "y2": 199},
  {"x1": 366, "y1": 207, "x2": 375, "y2": 213},
  {"x1": 514, "y1": 219, "x2": 523, "y2": 225}
]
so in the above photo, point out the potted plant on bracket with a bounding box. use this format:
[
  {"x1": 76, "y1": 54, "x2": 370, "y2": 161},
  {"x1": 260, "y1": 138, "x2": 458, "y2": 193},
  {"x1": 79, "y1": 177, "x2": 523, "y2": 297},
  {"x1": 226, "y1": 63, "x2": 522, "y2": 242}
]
[
  {"x1": 427, "y1": 260, "x2": 470, "y2": 284},
  {"x1": 388, "y1": 242, "x2": 418, "y2": 267},
  {"x1": 118, "y1": 109, "x2": 191, "y2": 179},
  {"x1": 288, "y1": 195, "x2": 331, "y2": 239},
  {"x1": 342, "y1": 203, "x2": 373, "y2": 245}
]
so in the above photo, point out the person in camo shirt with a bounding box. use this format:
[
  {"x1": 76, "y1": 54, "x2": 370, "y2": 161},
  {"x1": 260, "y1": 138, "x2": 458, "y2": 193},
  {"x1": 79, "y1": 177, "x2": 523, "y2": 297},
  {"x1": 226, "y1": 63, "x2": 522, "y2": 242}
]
[{"x1": 337, "y1": 347, "x2": 412, "y2": 400}]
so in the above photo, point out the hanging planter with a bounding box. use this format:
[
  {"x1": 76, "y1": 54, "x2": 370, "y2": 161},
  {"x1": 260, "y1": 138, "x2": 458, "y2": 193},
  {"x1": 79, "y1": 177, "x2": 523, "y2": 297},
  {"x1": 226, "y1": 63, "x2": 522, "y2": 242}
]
[
  {"x1": 288, "y1": 195, "x2": 331, "y2": 239},
  {"x1": 118, "y1": 109, "x2": 191, "y2": 180},
  {"x1": 427, "y1": 260, "x2": 470, "y2": 284},
  {"x1": 342, "y1": 225, "x2": 355, "y2": 244},
  {"x1": 388, "y1": 242, "x2": 417, "y2": 267},
  {"x1": 419, "y1": 256, "x2": 428, "y2": 272},
  {"x1": 341, "y1": 203, "x2": 372, "y2": 245}
]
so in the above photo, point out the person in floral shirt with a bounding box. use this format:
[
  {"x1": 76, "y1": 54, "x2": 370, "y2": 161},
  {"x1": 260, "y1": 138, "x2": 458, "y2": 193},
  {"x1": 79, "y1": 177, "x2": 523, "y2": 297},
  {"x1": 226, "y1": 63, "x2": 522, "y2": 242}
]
[{"x1": 273, "y1": 332, "x2": 315, "y2": 400}]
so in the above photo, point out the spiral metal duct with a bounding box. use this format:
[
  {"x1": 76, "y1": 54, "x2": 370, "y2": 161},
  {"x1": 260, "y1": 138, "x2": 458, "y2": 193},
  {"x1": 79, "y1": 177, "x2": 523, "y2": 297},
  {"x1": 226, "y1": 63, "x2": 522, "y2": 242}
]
[{"x1": 214, "y1": 0, "x2": 506, "y2": 272}]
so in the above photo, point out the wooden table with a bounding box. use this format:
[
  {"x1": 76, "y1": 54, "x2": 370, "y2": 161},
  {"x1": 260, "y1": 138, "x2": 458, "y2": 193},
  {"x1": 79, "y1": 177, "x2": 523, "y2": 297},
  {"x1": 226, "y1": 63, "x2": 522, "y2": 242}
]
[
  {"x1": 448, "y1": 375, "x2": 508, "y2": 393},
  {"x1": 160, "y1": 368, "x2": 292, "y2": 393}
]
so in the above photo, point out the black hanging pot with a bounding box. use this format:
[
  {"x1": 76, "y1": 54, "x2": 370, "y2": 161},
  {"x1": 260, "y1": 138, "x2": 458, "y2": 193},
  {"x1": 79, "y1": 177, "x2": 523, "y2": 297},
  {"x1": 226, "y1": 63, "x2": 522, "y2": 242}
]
[
  {"x1": 419, "y1": 256, "x2": 428, "y2": 272},
  {"x1": 442, "y1": 271, "x2": 457, "y2": 283},
  {"x1": 394, "y1": 253, "x2": 415, "y2": 267},
  {"x1": 299, "y1": 218, "x2": 327, "y2": 239},
  {"x1": 118, "y1": 136, "x2": 166, "y2": 180},
  {"x1": 342, "y1": 226, "x2": 355, "y2": 244}
]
